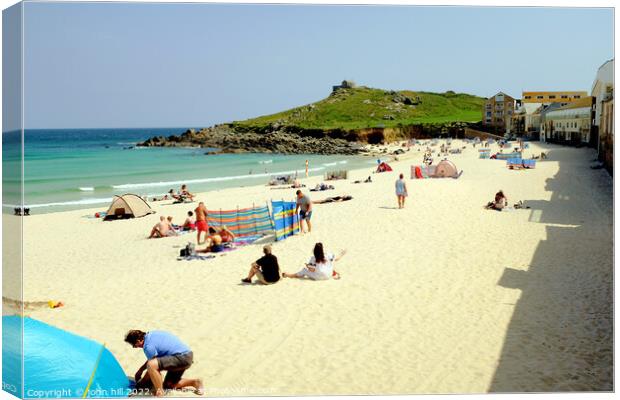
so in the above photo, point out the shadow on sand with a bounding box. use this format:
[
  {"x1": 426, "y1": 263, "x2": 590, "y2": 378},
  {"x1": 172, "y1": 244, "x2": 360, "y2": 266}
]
[{"x1": 491, "y1": 147, "x2": 613, "y2": 392}]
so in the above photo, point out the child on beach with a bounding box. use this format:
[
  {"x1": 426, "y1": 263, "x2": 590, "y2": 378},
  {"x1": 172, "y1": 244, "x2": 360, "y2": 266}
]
[{"x1": 283, "y1": 243, "x2": 345, "y2": 280}]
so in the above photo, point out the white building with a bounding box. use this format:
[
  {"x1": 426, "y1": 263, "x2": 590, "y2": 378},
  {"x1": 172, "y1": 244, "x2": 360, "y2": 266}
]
[
  {"x1": 543, "y1": 97, "x2": 594, "y2": 144},
  {"x1": 591, "y1": 59, "x2": 614, "y2": 126}
]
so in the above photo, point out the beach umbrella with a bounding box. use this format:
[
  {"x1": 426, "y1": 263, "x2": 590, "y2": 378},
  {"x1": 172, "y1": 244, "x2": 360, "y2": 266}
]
[{"x1": 2, "y1": 316, "x2": 131, "y2": 398}]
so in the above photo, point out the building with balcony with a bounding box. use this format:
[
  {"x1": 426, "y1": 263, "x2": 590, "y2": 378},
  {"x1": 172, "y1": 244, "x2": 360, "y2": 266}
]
[{"x1": 481, "y1": 92, "x2": 516, "y2": 134}]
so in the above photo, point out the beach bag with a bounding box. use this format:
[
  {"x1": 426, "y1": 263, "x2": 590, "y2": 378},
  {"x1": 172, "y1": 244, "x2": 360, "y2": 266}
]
[{"x1": 180, "y1": 242, "x2": 196, "y2": 257}]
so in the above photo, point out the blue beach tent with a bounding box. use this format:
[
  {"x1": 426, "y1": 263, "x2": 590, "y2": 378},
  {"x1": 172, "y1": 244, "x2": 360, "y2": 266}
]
[{"x1": 2, "y1": 316, "x2": 131, "y2": 398}]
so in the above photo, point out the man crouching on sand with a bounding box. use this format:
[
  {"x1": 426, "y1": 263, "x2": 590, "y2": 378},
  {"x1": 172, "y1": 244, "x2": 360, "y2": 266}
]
[{"x1": 125, "y1": 329, "x2": 204, "y2": 397}]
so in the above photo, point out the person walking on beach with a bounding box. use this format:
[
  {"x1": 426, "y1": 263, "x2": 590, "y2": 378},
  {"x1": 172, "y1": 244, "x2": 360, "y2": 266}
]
[
  {"x1": 395, "y1": 173, "x2": 408, "y2": 209},
  {"x1": 125, "y1": 330, "x2": 203, "y2": 397},
  {"x1": 195, "y1": 202, "x2": 208, "y2": 244},
  {"x1": 295, "y1": 190, "x2": 313, "y2": 233},
  {"x1": 283, "y1": 242, "x2": 345, "y2": 280},
  {"x1": 241, "y1": 245, "x2": 280, "y2": 284},
  {"x1": 305, "y1": 159, "x2": 309, "y2": 178}
]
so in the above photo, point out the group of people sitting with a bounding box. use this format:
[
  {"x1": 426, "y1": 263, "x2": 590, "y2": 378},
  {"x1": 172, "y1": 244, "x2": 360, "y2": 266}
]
[
  {"x1": 241, "y1": 242, "x2": 346, "y2": 285},
  {"x1": 195, "y1": 226, "x2": 236, "y2": 253},
  {"x1": 149, "y1": 216, "x2": 180, "y2": 238},
  {"x1": 148, "y1": 211, "x2": 235, "y2": 245},
  {"x1": 152, "y1": 184, "x2": 195, "y2": 202}
]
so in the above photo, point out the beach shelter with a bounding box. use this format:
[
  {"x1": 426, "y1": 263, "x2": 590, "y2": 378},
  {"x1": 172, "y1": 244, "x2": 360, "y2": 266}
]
[
  {"x1": 434, "y1": 160, "x2": 459, "y2": 178},
  {"x1": 104, "y1": 194, "x2": 154, "y2": 220},
  {"x1": 2, "y1": 316, "x2": 131, "y2": 398},
  {"x1": 376, "y1": 162, "x2": 393, "y2": 173}
]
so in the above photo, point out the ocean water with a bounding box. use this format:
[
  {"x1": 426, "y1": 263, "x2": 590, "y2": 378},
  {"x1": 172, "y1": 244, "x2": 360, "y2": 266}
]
[{"x1": 2, "y1": 128, "x2": 375, "y2": 214}]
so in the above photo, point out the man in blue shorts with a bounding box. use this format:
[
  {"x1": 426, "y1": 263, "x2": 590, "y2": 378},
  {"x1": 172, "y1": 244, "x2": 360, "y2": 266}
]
[
  {"x1": 295, "y1": 190, "x2": 313, "y2": 233},
  {"x1": 125, "y1": 330, "x2": 203, "y2": 397}
]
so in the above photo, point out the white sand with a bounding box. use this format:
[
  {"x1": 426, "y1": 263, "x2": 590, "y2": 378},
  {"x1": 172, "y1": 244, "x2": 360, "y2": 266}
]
[{"x1": 9, "y1": 140, "x2": 613, "y2": 394}]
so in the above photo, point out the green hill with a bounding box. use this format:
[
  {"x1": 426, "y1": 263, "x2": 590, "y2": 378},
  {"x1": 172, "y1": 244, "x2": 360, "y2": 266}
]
[{"x1": 231, "y1": 86, "x2": 485, "y2": 131}]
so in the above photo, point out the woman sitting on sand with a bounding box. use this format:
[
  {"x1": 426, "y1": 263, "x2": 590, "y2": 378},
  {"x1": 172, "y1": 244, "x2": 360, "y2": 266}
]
[
  {"x1": 182, "y1": 211, "x2": 196, "y2": 231},
  {"x1": 180, "y1": 184, "x2": 195, "y2": 201},
  {"x1": 197, "y1": 227, "x2": 224, "y2": 253},
  {"x1": 218, "y1": 225, "x2": 236, "y2": 243},
  {"x1": 283, "y1": 243, "x2": 346, "y2": 280},
  {"x1": 485, "y1": 190, "x2": 507, "y2": 211}
]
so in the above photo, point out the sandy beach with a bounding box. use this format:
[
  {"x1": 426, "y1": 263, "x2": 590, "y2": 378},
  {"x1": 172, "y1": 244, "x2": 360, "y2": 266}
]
[{"x1": 7, "y1": 139, "x2": 613, "y2": 394}]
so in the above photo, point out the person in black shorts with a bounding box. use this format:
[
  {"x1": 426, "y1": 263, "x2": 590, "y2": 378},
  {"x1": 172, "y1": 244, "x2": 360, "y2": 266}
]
[
  {"x1": 125, "y1": 330, "x2": 203, "y2": 396},
  {"x1": 241, "y1": 245, "x2": 280, "y2": 284},
  {"x1": 295, "y1": 190, "x2": 313, "y2": 233}
]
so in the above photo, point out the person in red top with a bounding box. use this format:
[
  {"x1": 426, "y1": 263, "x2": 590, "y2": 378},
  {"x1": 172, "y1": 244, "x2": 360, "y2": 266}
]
[{"x1": 194, "y1": 202, "x2": 208, "y2": 244}]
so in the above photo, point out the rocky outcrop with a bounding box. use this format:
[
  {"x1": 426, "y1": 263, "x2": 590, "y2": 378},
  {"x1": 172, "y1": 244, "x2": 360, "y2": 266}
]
[
  {"x1": 138, "y1": 125, "x2": 365, "y2": 155},
  {"x1": 138, "y1": 121, "x2": 472, "y2": 154}
]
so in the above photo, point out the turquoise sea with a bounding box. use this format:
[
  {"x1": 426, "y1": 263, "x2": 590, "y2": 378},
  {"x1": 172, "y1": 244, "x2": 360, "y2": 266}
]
[{"x1": 2, "y1": 128, "x2": 376, "y2": 214}]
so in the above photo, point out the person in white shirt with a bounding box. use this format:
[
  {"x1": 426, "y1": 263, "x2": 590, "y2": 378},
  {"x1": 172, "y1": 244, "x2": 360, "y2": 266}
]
[{"x1": 283, "y1": 243, "x2": 346, "y2": 280}]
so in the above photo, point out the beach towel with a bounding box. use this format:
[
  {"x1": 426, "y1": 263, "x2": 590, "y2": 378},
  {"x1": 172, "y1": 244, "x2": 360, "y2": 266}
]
[
  {"x1": 232, "y1": 234, "x2": 264, "y2": 246},
  {"x1": 506, "y1": 158, "x2": 523, "y2": 169},
  {"x1": 494, "y1": 152, "x2": 521, "y2": 160},
  {"x1": 177, "y1": 254, "x2": 217, "y2": 261}
]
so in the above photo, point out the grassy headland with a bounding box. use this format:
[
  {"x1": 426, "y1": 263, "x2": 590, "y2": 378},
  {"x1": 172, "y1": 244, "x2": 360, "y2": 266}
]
[{"x1": 231, "y1": 87, "x2": 485, "y2": 131}]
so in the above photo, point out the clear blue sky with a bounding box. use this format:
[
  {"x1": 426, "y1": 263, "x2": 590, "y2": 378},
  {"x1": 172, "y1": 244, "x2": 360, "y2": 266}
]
[{"x1": 16, "y1": 3, "x2": 615, "y2": 129}]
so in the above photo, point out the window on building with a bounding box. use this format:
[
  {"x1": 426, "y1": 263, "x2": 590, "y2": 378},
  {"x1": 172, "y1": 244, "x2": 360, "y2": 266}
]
[
  {"x1": 549, "y1": 95, "x2": 556, "y2": 99},
  {"x1": 524, "y1": 96, "x2": 531, "y2": 99},
  {"x1": 486, "y1": 112, "x2": 491, "y2": 117},
  {"x1": 537, "y1": 96, "x2": 544, "y2": 99},
  {"x1": 574, "y1": 95, "x2": 580, "y2": 99},
  {"x1": 561, "y1": 95, "x2": 568, "y2": 99}
]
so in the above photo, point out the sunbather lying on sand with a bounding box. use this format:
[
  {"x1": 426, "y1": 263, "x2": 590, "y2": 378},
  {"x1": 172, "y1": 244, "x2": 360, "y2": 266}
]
[
  {"x1": 314, "y1": 195, "x2": 353, "y2": 204},
  {"x1": 311, "y1": 183, "x2": 335, "y2": 191},
  {"x1": 353, "y1": 176, "x2": 372, "y2": 184}
]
